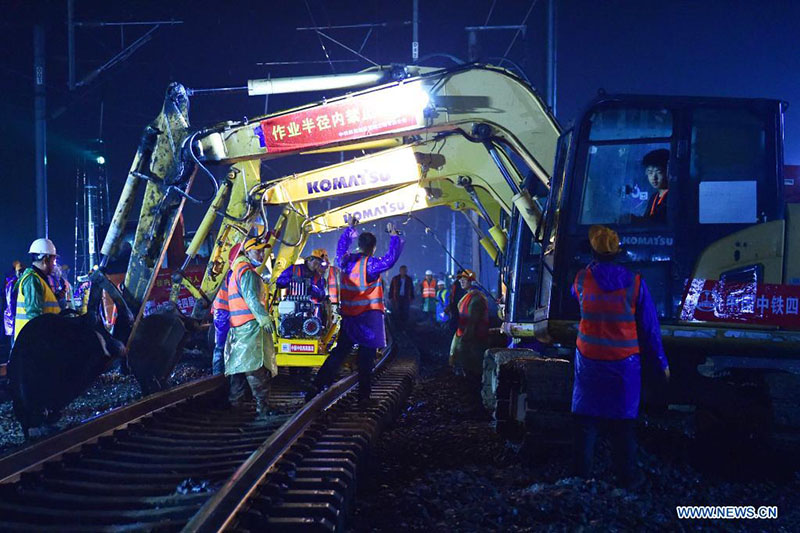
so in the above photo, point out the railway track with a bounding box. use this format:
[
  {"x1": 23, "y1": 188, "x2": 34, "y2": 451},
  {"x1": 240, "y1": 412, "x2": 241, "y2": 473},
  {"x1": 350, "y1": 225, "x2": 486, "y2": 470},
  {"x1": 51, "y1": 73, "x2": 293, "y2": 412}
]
[{"x1": 0, "y1": 337, "x2": 417, "y2": 532}]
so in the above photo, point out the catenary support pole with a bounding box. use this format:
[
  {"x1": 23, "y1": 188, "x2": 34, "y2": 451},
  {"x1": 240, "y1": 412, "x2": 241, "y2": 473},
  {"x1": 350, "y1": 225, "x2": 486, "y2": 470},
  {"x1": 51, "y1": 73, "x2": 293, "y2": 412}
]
[
  {"x1": 546, "y1": 0, "x2": 557, "y2": 114},
  {"x1": 412, "y1": 0, "x2": 419, "y2": 61},
  {"x1": 34, "y1": 25, "x2": 49, "y2": 238}
]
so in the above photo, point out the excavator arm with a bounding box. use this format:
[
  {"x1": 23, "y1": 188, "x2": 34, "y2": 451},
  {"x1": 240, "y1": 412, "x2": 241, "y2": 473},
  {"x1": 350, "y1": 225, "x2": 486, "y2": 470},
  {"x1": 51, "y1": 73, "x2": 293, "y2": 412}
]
[
  {"x1": 269, "y1": 178, "x2": 504, "y2": 277},
  {"x1": 83, "y1": 64, "x2": 557, "y2": 389}
]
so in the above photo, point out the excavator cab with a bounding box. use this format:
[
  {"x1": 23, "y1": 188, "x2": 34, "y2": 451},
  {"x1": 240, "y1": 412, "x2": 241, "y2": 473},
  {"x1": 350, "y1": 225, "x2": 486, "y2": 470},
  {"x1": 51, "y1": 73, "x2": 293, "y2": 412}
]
[{"x1": 518, "y1": 95, "x2": 787, "y2": 354}]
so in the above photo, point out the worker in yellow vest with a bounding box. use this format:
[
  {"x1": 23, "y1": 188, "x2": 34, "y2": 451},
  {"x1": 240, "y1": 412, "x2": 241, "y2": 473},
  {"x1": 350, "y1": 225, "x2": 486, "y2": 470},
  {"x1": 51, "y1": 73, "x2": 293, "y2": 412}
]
[
  {"x1": 225, "y1": 238, "x2": 278, "y2": 417},
  {"x1": 14, "y1": 238, "x2": 61, "y2": 343},
  {"x1": 449, "y1": 269, "x2": 489, "y2": 377}
]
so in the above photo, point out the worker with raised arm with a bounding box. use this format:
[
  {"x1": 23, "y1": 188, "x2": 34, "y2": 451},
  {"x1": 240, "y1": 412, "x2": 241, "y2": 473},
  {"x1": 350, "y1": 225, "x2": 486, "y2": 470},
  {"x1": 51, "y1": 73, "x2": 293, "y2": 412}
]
[
  {"x1": 307, "y1": 218, "x2": 404, "y2": 404},
  {"x1": 225, "y1": 238, "x2": 278, "y2": 417},
  {"x1": 571, "y1": 225, "x2": 670, "y2": 488},
  {"x1": 449, "y1": 270, "x2": 489, "y2": 377},
  {"x1": 14, "y1": 239, "x2": 61, "y2": 342}
]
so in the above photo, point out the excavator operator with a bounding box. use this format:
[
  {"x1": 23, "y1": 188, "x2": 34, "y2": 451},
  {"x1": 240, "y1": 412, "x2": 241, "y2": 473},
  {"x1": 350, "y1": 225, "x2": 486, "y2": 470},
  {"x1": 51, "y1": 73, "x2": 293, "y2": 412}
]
[
  {"x1": 275, "y1": 254, "x2": 326, "y2": 302},
  {"x1": 314, "y1": 248, "x2": 340, "y2": 307}
]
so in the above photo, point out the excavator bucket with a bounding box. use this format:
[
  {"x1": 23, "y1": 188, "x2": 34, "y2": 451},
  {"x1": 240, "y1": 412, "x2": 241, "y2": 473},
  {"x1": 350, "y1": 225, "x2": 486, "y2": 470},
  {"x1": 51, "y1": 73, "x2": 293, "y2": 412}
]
[
  {"x1": 8, "y1": 313, "x2": 123, "y2": 435},
  {"x1": 125, "y1": 309, "x2": 191, "y2": 396}
]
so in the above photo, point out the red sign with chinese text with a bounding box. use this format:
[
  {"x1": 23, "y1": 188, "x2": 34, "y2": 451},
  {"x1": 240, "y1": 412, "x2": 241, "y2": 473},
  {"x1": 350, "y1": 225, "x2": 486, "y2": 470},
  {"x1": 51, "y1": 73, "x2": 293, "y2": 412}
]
[
  {"x1": 257, "y1": 85, "x2": 427, "y2": 153},
  {"x1": 145, "y1": 266, "x2": 206, "y2": 316},
  {"x1": 681, "y1": 278, "x2": 800, "y2": 329}
]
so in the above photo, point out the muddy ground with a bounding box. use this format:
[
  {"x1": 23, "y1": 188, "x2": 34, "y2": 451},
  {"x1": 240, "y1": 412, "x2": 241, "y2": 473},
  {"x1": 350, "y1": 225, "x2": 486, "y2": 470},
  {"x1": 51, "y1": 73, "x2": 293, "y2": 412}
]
[{"x1": 350, "y1": 328, "x2": 800, "y2": 532}]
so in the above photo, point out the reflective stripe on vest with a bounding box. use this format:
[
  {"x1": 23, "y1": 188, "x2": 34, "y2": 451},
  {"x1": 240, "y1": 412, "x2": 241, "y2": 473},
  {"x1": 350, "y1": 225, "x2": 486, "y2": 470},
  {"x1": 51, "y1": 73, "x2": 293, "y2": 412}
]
[
  {"x1": 573, "y1": 267, "x2": 641, "y2": 360},
  {"x1": 327, "y1": 267, "x2": 339, "y2": 304},
  {"x1": 422, "y1": 279, "x2": 436, "y2": 298},
  {"x1": 339, "y1": 256, "x2": 384, "y2": 316},
  {"x1": 456, "y1": 289, "x2": 489, "y2": 338},
  {"x1": 212, "y1": 272, "x2": 231, "y2": 312},
  {"x1": 228, "y1": 258, "x2": 257, "y2": 327},
  {"x1": 14, "y1": 269, "x2": 60, "y2": 340}
]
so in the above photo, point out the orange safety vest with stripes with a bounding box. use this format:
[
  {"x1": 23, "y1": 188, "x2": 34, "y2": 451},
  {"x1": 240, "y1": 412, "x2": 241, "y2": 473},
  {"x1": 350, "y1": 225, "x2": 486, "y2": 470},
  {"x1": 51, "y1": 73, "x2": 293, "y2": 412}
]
[
  {"x1": 455, "y1": 289, "x2": 489, "y2": 338},
  {"x1": 212, "y1": 274, "x2": 229, "y2": 312},
  {"x1": 228, "y1": 258, "x2": 257, "y2": 327},
  {"x1": 573, "y1": 267, "x2": 641, "y2": 361},
  {"x1": 339, "y1": 256, "x2": 384, "y2": 317},
  {"x1": 422, "y1": 278, "x2": 437, "y2": 299},
  {"x1": 326, "y1": 266, "x2": 340, "y2": 304}
]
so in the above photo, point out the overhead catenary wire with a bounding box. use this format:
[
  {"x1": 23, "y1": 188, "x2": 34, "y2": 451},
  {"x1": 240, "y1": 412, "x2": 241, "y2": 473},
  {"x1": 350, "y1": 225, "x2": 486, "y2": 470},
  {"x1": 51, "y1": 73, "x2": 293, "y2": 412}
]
[
  {"x1": 501, "y1": 0, "x2": 540, "y2": 61},
  {"x1": 304, "y1": 0, "x2": 336, "y2": 73},
  {"x1": 484, "y1": 0, "x2": 498, "y2": 25},
  {"x1": 406, "y1": 214, "x2": 492, "y2": 295}
]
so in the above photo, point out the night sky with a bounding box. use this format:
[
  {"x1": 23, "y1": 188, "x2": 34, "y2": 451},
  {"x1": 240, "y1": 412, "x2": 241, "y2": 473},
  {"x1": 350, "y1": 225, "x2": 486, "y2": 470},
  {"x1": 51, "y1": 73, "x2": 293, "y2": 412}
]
[{"x1": 3, "y1": 0, "x2": 800, "y2": 285}]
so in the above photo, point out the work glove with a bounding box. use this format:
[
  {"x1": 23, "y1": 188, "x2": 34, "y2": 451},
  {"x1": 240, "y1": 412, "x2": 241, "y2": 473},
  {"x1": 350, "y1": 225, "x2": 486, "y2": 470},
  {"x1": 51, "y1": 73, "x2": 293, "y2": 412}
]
[{"x1": 262, "y1": 316, "x2": 274, "y2": 335}]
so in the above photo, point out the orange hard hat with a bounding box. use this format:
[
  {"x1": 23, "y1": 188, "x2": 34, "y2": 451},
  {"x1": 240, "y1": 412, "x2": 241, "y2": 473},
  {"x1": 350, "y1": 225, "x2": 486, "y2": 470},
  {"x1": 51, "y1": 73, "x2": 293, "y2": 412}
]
[
  {"x1": 588, "y1": 225, "x2": 620, "y2": 256},
  {"x1": 458, "y1": 269, "x2": 476, "y2": 281},
  {"x1": 312, "y1": 248, "x2": 329, "y2": 262}
]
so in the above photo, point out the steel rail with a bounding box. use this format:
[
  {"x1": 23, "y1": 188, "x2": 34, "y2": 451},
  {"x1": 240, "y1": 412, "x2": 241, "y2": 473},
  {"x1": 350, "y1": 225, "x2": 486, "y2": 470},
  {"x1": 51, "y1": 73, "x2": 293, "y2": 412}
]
[
  {"x1": 0, "y1": 374, "x2": 225, "y2": 485},
  {"x1": 184, "y1": 342, "x2": 396, "y2": 532}
]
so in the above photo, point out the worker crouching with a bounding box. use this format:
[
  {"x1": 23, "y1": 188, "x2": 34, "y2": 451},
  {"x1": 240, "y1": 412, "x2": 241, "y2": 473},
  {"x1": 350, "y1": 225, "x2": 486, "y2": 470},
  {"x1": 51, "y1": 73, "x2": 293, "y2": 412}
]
[
  {"x1": 225, "y1": 238, "x2": 278, "y2": 417},
  {"x1": 449, "y1": 270, "x2": 489, "y2": 377},
  {"x1": 571, "y1": 225, "x2": 669, "y2": 488}
]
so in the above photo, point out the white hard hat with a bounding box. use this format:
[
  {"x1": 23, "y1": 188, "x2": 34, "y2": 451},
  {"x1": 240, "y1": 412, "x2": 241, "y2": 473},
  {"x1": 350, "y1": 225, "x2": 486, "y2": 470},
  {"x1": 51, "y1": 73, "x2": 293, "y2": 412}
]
[
  {"x1": 425, "y1": 270, "x2": 433, "y2": 276},
  {"x1": 29, "y1": 238, "x2": 57, "y2": 256}
]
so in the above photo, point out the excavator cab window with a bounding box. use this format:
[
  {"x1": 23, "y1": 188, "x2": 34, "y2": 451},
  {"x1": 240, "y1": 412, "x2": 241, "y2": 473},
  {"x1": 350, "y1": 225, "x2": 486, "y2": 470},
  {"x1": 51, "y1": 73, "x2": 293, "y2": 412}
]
[
  {"x1": 578, "y1": 108, "x2": 673, "y2": 226},
  {"x1": 690, "y1": 107, "x2": 768, "y2": 225}
]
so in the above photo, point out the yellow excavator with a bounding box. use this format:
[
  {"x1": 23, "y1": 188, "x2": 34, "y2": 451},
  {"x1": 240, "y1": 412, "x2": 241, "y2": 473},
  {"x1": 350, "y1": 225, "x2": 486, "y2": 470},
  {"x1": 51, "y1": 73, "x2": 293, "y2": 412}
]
[
  {"x1": 258, "y1": 140, "x2": 514, "y2": 366},
  {"x1": 14, "y1": 59, "x2": 800, "y2": 439},
  {"x1": 42, "y1": 64, "x2": 559, "y2": 393}
]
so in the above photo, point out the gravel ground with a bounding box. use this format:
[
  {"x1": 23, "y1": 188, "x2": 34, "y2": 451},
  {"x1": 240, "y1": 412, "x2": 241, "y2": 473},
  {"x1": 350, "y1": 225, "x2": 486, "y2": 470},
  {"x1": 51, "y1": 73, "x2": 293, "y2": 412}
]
[
  {"x1": 0, "y1": 350, "x2": 211, "y2": 456},
  {"x1": 351, "y1": 329, "x2": 800, "y2": 532}
]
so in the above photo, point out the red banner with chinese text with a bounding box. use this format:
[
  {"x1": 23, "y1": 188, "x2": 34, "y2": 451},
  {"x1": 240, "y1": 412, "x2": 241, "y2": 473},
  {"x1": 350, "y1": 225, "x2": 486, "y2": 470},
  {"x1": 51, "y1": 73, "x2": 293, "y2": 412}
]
[
  {"x1": 680, "y1": 278, "x2": 800, "y2": 329},
  {"x1": 257, "y1": 85, "x2": 427, "y2": 153},
  {"x1": 145, "y1": 266, "x2": 206, "y2": 316}
]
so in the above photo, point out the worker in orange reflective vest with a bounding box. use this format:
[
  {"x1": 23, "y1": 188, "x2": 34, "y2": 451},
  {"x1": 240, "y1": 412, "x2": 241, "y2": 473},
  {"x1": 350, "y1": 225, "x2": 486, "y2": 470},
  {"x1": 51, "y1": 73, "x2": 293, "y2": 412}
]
[
  {"x1": 313, "y1": 248, "x2": 340, "y2": 306},
  {"x1": 571, "y1": 225, "x2": 669, "y2": 488},
  {"x1": 421, "y1": 270, "x2": 438, "y2": 323},
  {"x1": 225, "y1": 238, "x2": 278, "y2": 417},
  {"x1": 448, "y1": 269, "x2": 489, "y2": 377},
  {"x1": 307, "y1": 218, "x2": 403, "y2": 403}
]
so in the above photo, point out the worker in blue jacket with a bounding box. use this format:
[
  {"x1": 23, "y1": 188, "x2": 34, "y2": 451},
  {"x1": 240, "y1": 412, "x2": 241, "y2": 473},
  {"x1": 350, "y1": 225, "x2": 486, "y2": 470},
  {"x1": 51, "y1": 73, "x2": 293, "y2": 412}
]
[{"x1": 571, "y1": 225, "x2": 669, "y2": 487}]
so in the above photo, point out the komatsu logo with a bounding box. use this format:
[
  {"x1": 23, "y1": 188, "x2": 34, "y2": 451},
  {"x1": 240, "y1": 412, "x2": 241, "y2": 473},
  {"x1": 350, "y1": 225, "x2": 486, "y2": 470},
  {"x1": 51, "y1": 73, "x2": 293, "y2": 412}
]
[
  {"x1": 620, "y1": 235, "x2": 674, "y2": 246},
  {"x1": 343, "y1": 201, "x2": 407, "y2": 223},
  {"x1": 306, "y1": 171, "x2": 393, "y2": 195}
]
